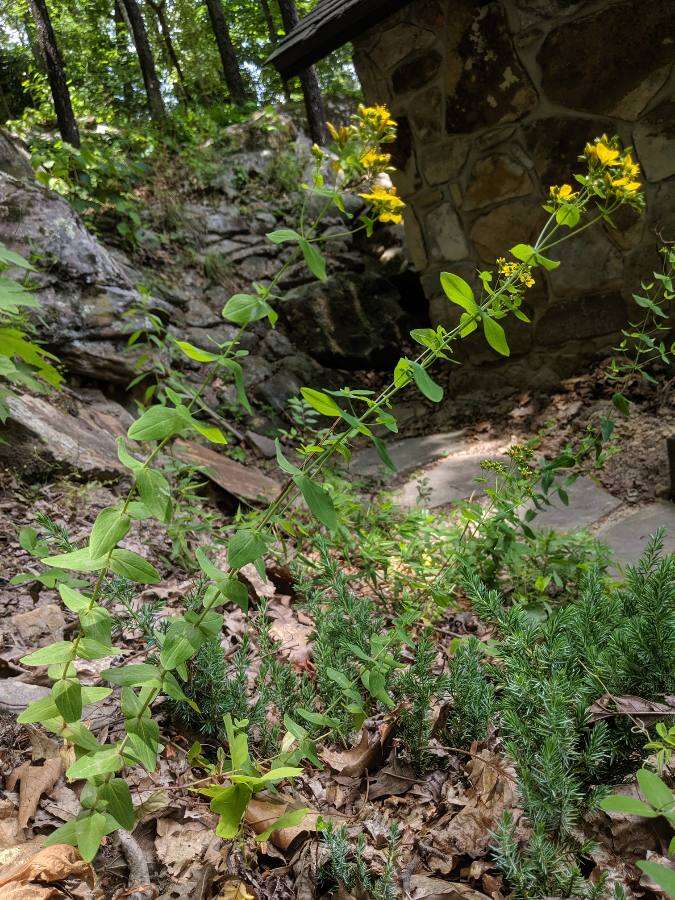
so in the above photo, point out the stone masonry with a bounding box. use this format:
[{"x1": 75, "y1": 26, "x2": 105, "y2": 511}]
[{"x1": 352, "y1": 0, "x2": 674, "y2": 392}]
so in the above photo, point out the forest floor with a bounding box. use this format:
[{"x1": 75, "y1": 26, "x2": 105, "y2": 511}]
[{"x1": 0, "y1": 355, "x2": 673, "y2": 899}]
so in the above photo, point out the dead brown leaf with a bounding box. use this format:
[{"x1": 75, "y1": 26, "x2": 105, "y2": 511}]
[
  {"x1": 410, "y1": 874, "x2": 491, "y2": 900},
  {"x1": 369, "y1": 759, "x2": 418, "y2": 800},
  {"x1": 320, "y1": 722, "x2": 393, "y2": 777},
  {"x1": 266, "y1": 602, "x2": 312, "y2": 667},
  {"x1": 6, "y1": 758, "x2": 63, "y2": 828},
  {"x1": 244, "y1": 797, "x2": 317, "y2": 851},
  {"x1": 216, "y1": 880, "x2": 255, "y2": 899},
  {"x1": 441, "y1": 748, "x2": 523, "y2": 858},
  {"x1": 155, "y1": 818, "x2": 221, "y2": 881},
  {"x1": 587, "y1": 694, "x2": 675, "y2": 723},
  {"x1": 0, "y1": 843, "x2": 92, "y2": 890}
]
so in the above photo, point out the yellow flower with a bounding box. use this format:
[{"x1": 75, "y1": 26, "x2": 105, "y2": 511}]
[
  {"x1": 357, "y1": 104, "x2": 397, "y2": 131},
  {"x1": 497, "y1": 257, "x2": 534, "y2": 288},
  {"x1": 360, "y1": 149, "x2": 391, "y2": 170},
  {"x1": 621, "y1": 152, "x2": 641, "y2": 179},
  {"x1": 359, "y1": 184, "x2": 405, "y2": 224},
  {"x1": 549, "y1": 183, "x2": 578, "y2": 202},
  {"x1": 595, "y1": 141, "x2": 620, "y2": 166},
  {"x1": 327, "y1": 122, "x2": 350, "y2": 144},
  {"x1": 520, "y1": 270, "x2": 535, "y2": 289},
  {"x1": 611, "y1": 176, "x2": 641, "y2": 193}
]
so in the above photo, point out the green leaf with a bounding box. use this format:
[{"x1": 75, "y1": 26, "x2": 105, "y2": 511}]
[
  {"x1": 409, "y1": 361, "x2": 443, "y2": 402},
  {"x1": 266, "y1": 228, "x2": 300, "y2": 244},
  {"x1": 255, "y1": 807, "x2": 309, "y2": 842},
  {"x1": 80, "y1": 606, "x2": 113, "y2": 644},
  {"x1": 53, "y1": 679, "x2": 82, "y2": 723},
  {"x1": 117, "y1": 437, "x2": 143, "y2": 472},
  {"x1": 296, "y1": 708, "x2": 341, "y2": 729},
  {"x1": 440, "y1": 272, "x2": 477, "y2": 314},
  {"x1": 21, "y1": 641, "x2": 75, "y2": 666},
  {"x1": 259, "y1": 766, "x2": 303, "y2": 783},
  {"x1": 77, "y1": 638, "x2": 115, "y2": 660},
  {"x1": 393, "y1": 358, "x2": 411, "y2": 388},
  {"x1": 362, "y1": 668, "x2": 395, "y2": 708},
  {"x1": 482, "y1": 314, "x2": 510, "y2": 356},
  {"x1": 59, "y1": 584, "x2": 91, "y2": 613},
  {"x1": 174, "y1": 340, "x2": 219, "y2": 363},
  {"x1": 509, "y1": 243, "x2": 537, "y2": 264},
  {"x1": 611, "y1": 392, "x2": 630, "y2": 416},
  {"x1": 18, "y1": 694, "x2": 60, "y2": 724},
  {"x1": 198, "y1": 422, "x2": 228, "y2": 445},
  {"x1": 227, "y1": 528, "x2": 268, "y2": 570},
  {"x1": 599, "y1": 794, "x2": 658, "y2": 817},
  {"x1": 293, "y1": 475, "x2": 338, "y2": 531},
  {"x1": 63, "y1": 722, "x2": 101, "y2": 753},
  {"x1": 42, "y1": 547, "x2": 107, "y2": 573},
  {"x1": 300, "y1": 387, "x2": 341, "y2": 417},
  {"x1": 103, "y1": 663, "x2": 162, "y2": 687},
  {"x1": 77, "y1": 811, "x2": 114, "y2": 863},
  {"x1": 556, "y1": 204, "x2": 581, "y2": 227},
  {"x1": 209, "y1": 783, "x2": 252, "y2": 839},
  {"x1": 637, "y1": 860, "x2": 675, "y2": 897},
  {"x1": 459, "y1": 312, "x2": 478, "y2": 337},
  {"x1": 275, "y1": 438, "x2": 301, "y2": 475},
  {"x1": 410, "y1": 327, "x2": 441, "y2": 350},
  {"x1": 371, "y1": 435, "x2": 396, "y2": 472},
  {"x1": 66, "y1": 747, "x2": 123, "y2": 781},
  {"x1": 220, "y1": 358, "x2": 252, "y2": 413},
  {"x1": 0, "y1": 243, "x2": 36, "y2": 270},
  {"x1": 136, "y1": 468, "x2": 172, "y2": 522},
  {"x1": 89, "y1": 507, "x2": 131, "y2": 558},
  {"x1": 109, "y1": 549, "x2": 161, "y2": 584},
  {"x1": 100, "y1": 778, "x2": 135, "y2": 830},
  {"x1": 127, "y1": 405, "x2": 187, "y2": 442},
  {"x1": 637, "y1": 768, "x2": 673, "y2": 810},
  {"x1": 299, "y1": 239, "x2": 327, "y2": 281},
  {"x1": 160, "y1": 621, "x2": 201, "y2": 670},
  {"x1": 222, "y1": 293, "x2": 277, "y2": 326}
]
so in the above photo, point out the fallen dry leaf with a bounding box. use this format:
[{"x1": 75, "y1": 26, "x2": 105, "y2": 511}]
[
  {"x1": 410, "y1": 874, "x2": 491, "y2": 900},
  {"x1": 155, "y1": 818, "x2": 220, "y2": 881},
  {"x1": 320, "y1": 721, "x2": 393, "y2": 777},
  {"x1": 6, "y1": 758, "x2": 63, "y2": 828},
  {"x1": 266, "y1": 602, "x2": 312, "y2": 667},
  {"x1": 217, "y1": 880, "x2": 255, "y2": 899},
  {"x1": 441, "y1": 748, "x2": 523, "y2": 858},
  {"x1": 0, "y1": 843, "x2": 92, "y2": 889},
  {"x1": 244, "y1": 796, "x2": 317, "y2": 851},
  {"x1": 240, "y1": 562, "x2": 276, "y2": 599},
  {"x1": 369, "y1": 759, "x2": 418, "y2": 800},
  {"x1": 588, "y1": 694, "x2": 675, "y2": 723}
]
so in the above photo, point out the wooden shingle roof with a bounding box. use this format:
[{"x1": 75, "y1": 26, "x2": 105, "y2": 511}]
[{"x1": 267, "y1": 0, "x2": 416, "y2": 78}]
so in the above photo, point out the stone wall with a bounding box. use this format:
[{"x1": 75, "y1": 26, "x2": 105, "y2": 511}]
[{"x1": 352, "y1": 0, "x2": 674, "y2": 391}]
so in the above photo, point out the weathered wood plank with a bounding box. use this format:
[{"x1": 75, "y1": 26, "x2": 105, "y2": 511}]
[{"x1": 267, "y1": 0, "x2": 415, "y2": 78}]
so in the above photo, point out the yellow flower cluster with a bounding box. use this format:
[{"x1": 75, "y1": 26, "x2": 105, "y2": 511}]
[
  {"x1": 360, "y1": 149, "x2": 392, "y2": 170},
  {"x1": 357, "y1": 104, "x2": 397, "y2": 132},
  {"x1": 549, "y1": 183, "x2": 578, "y2": 203},
  {"x1": 584, "y1": 135, "x2": 642, "y2": 196},
  {"x1": 359, "y1": 184, "x2": 405, "y2": 224},
  {"x1": 496, "y1": 257, "x2": 535, "y2": 288}
]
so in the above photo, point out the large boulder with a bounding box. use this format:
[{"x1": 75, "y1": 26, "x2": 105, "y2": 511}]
[{"x1": 0, "y1": 170, "x2": 175, "y2": 383}]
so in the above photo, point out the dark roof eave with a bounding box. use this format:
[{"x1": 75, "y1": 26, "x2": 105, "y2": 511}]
[{"x1": 267, "y1": 0, "x2": 415, "y2": 78}]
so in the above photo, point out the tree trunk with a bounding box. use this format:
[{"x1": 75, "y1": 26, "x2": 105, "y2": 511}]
[
  {"x1": 146, "y1": 0, "x2": 191, "y2": 103},
  {"x1": 26, "y1": 0, "x2": 80, "y2": 146},
  {"x1": 203, "y1": 0, "x2": 250, "y2": 106},
  {"x1": 260, "y1": 0, "x2": 291, "y2": 101},
  {"x1": 114, "y1": 0, "x2": 133, "y2": 108},
  {"x1": 276, "y1": 0, "x2": 327, "y2": 145},
  {"x1": 121, "y1": 0, "x2": 166, "y2": 122}
]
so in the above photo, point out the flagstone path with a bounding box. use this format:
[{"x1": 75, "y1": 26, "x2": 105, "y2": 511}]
[{"x1": 351, "y1": 433, "x2": 675, "y2": 568}]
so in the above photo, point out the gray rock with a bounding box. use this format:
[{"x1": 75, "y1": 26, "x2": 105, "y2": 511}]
[
  {"x1": 0, "y1": 391, "x2": 130, "y2": 480},
  {"x1": 246, "y1": 430, "x2": 276, "y2": 458}
]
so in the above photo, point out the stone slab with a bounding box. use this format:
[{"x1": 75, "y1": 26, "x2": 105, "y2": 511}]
[
  {"x1": 175, "y1": 440, "x2": 280, "y2": 504},
  {"x1": 598, "y1": 502, "x2": 675, "y2": 568},
  {"x1": 394, "y1": 451, "x2": 507, "y2": 509},
  {"x1": 519, "y1": 477, "x2": 622, "y2": 531},
  {"x1": 350, "y1": 431, "x2": 466, "y2": 478}
]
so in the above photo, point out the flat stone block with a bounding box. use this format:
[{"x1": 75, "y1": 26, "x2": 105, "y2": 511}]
[
  {"x1": 598, "y1": 502, "x2": 675, "y2": 567},
  {"x1": 394, "y1": 451, "x2": 506, "y2": 509},
  {"x1": 350, "y1": 431, "x2": 466, "y2": 478},
  {"x1": 520, "y1": 476, "x2": 622, "y2": 531}
]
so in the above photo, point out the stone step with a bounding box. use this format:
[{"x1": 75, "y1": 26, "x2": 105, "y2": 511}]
[
  {"x1": 350, "y1": 430, "x2": 466, "y2": 478},
  {"x1": 518, "y1": 476, "x2": 622, "y2": 532},
  {"x1": 598, "y1": 502, "x2": 675, "y2": 568},
  {"x1": 394, "y1": 450, "x2": 507, "y2": 508}
]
